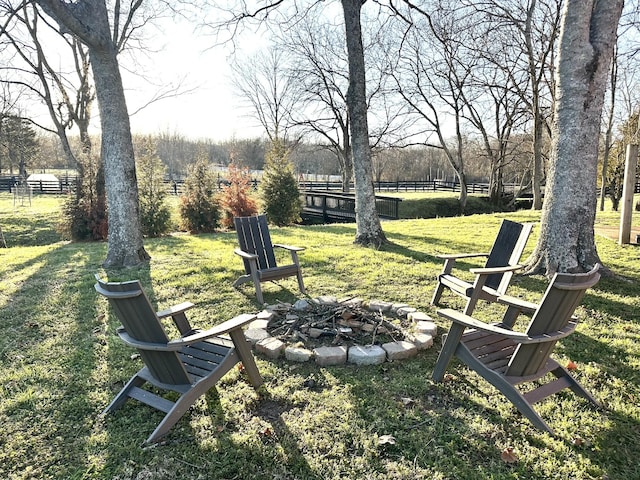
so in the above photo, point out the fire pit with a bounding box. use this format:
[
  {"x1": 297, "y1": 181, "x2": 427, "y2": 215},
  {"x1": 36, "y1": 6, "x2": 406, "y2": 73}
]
[{"x1": 244, "y1": 296, "x2": 437, "y2": 366}]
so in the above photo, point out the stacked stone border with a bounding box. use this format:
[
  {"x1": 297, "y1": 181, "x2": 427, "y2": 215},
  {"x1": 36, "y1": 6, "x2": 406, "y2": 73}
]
[{"x1": 244, "y1": 296, "x2": 438, "y2": 366}]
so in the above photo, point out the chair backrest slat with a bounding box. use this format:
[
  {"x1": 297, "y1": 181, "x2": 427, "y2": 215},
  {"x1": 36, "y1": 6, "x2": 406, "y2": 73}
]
[
  {"x1": 95, "y1": 276, "x2": 191, "y2": 385},
  {"x1": 234, "y1": 215, "x2": 278, "y2": 271},
  {"x1": 506, "y1": 265, "x2": 600, "y2": 377},
  {"x1": 485, "y1": 220, "x2": 532, "y2": 292}
]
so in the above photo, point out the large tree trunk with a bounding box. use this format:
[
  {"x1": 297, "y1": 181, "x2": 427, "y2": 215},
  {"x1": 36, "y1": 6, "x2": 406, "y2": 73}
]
[
  {"x1": 36, "y1": 0, "x2": 149, "y2": 268},
  {"x1": 91, "y1": 46, "x2": 149, "y2": 267},
  {"x1": 525, "y1": 0, "x2": 623, "y2": 275},
  {"x1": 342, "y1": 0, "x2": 386, "y2": 247}
]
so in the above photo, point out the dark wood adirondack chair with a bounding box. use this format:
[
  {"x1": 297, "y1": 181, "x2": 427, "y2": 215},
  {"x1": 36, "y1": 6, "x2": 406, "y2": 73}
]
[
  {"x1": 432, "y1": 264, "x2": 601, "y2": 434},
  {"x1": 233, "y1": 215, "x2": 305, "y2": 304},
  {"x1": 431, "y1": 219, "x2": 533, "y2": 314},
  {"x1": 95, "y1": 276, "x2": 263, "y2": 444}
]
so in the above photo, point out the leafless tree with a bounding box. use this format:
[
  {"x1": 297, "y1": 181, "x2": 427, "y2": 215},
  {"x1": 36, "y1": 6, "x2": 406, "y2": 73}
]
[
  {"x1": 465, "y1": 0, "x2": 562, "y2": 211},
  {"x1": 210, "y1": 0, "x2": 386, "y2": 246},
  {"x1": 273, "y1": 13, "x2": 353, "y2": 191},
  {"x1": 390, "y1": 1, "x2": 473, "y2": 211},
  {"x1": 230, "y1": 47, "x2": 299, "y2": 143}
]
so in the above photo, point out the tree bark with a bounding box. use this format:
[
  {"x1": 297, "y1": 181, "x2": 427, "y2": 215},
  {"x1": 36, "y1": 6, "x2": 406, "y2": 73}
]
[
  {"x1": 342, "y1": 0, "x2": 386, "y2": 247},
  {"x1": 525, "y1": 0, "x2": 623, "y2": 275},
  {"x1": 36, "y1": 0, "x2": 149, "y2": 268}
]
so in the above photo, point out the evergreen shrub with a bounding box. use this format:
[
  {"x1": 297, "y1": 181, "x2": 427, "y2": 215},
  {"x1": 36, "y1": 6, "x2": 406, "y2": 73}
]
[
  {"x1": 179, "y1": 156, "x2": 220, "y2": 233},
  {"x1": 137, "y1": 138, "x2": 172, "y2": 237},
  {"x1": 260, "y1": 139, "x2": 302, "y2": 226}
]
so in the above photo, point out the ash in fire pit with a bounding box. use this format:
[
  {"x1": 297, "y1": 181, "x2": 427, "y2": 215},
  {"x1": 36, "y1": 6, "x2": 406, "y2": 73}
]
[{"x1": 246, "y1": 296, "x2": 437, "y2": 366}]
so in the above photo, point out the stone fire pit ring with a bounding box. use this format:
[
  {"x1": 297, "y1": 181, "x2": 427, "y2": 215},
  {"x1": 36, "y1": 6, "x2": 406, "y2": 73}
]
[{"x1": 243, "y1": 296, "x2": 438, "y2": 366}]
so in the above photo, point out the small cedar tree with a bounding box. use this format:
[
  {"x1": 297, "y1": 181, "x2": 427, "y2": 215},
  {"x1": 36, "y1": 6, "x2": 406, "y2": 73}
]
[
  {"x1": 137, "y1": 137, "x2": 172, "y2": 237},
  {"x1": 179, "y1": 154, "x2": 220, "y2": 233},
  {"x1": 260, "y1": 140, "x2": 302, "y2": 226}
]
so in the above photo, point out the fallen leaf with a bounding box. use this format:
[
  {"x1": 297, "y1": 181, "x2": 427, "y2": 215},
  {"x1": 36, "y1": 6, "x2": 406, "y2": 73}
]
[
  {"x1": 259, "y1": 426, "x2": 273, "y2": 437},
  {"x1": 378, "y1": 434, "x2": 396, "y2": 446},
  {"x1": 400, "y1": 397, "x2": 415, "y2": 407},
  {"x1": 500, "y1": 446, "x2": 518, "y2": 464},
  {"x1": 572, "y1": 436, "x2": 591, "y2": 447},
  {"x1": 443, "y1": 373, "x2": 455, "y2": 383},
  {"x1": 566, "y1": 360, "x2": 578, "y2": 371}
]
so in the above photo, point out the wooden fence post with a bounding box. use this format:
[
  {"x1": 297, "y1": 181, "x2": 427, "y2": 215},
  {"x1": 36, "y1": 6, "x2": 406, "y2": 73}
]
[{"x1": 619, "y1": 144, "x2": 638, "y2": 245}]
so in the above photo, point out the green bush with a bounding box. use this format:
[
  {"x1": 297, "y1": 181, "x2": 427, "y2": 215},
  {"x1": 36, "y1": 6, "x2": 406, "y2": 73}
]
[
  {"x1": 136, "y1": 137, "x2": 172, "y2": 237},
  {"x1": 260, "y1": 139, "x2": 302, "y2": 226},
  {"x1": 179, "y1": 155, "x2": 220, "y2": 233}
]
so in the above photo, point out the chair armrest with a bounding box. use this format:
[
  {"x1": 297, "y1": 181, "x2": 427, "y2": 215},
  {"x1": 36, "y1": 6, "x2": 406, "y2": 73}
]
[
  {"x1": 437, "y1": 308, "x2": 531, "y2": 342},
  {"x1": 234, "y1": 248, "x2": 258, "y2": 260},
  {"x1": 273, "y1": 244, "x2": 305, "y2": 252},
  {"x1": 116, "y1": 327, "x2": 177, "y2": 351},
  {"x1": 168, "y1": 313, "x2": 257, "y2": 347},
  {"x1": 116, "y1": 314, "x2": 257, "y2": 351},
  {"x1": 497, "y1": 294, "x2": 539, "y2": 313},
  {"x1": 156, "y1": 302, "x2": 195, "y2": 319},
  {"x1": 436, "y1": 252, "x2": 488, "y2": 260},
  {"x1": 469, "y1": 264, "x2": 522, "y2": 275},
  {"x1": 437, "y1": 308, "x2": 578, "y2": 345}
]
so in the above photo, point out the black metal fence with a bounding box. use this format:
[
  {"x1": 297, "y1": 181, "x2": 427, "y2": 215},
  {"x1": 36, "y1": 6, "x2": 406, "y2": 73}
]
[
  {"x1": 2, "y1": 175, "x2": 639, "y2": 196},
  {"x1": 301, "y1": 190, "x2": 402, "y2": 223}
]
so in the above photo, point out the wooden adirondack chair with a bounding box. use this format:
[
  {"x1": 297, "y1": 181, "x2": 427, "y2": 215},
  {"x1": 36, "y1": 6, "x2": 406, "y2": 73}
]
[
  {"x1": 233, "y1": 215, "x2": 305, "y2": 304},
  {"x1": 432, "y1": 264, "x2": 601, "y2": 434},
  {"x1": 431, "y1": 219, "x2": 533, "y2": 314},
  {"x1": 95, "y1": 276, "x2": 263, "y2": 444}
]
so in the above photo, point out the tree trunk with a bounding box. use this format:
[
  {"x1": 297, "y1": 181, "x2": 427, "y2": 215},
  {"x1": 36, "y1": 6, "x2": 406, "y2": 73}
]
[
  {"x1": 525, "y1": 0, "x2": 623, "y2": 275},
  {"x1": 342, "y1": 0, "x2": 386, "y2": 247},
  {"x1": 531, "y1": 110, "x2": 544, "y2": 210},
  {"x1": 36, "y1": 0, "x2": 149, "y2": 268},
  {"x1": 0, "y1": 224, "x2": 6, "y2": 248},
  {"x1": 91, "y1": 46, "x2": 149, "y2": 267}
]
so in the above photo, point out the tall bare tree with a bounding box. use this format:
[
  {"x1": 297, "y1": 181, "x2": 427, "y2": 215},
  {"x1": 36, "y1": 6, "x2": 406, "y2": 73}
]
[
  {"x1": 230, "y1": 47, "x2": 299, "y2": 142},
  {"x1": 391, "y1": 2, "x2": 473, "y2": 211},
  {"x1": 468, "y1": 0, "x2": 562, "y2": 210},
  {"x1": 212, "y1": 0, "x2": 386, "y2": 246},
  {"x1": 525, "y1": 0, "x2": 624, "y2": 275},
  {"x1": 274, "y1": 15, "x2": 353, "y2": 191},
  {"x1": 342, "y1": 0, "x2": 386, "y2": 246},
  {"x1": 36, "y1": 0, "x2": 150, "y2": 268}
]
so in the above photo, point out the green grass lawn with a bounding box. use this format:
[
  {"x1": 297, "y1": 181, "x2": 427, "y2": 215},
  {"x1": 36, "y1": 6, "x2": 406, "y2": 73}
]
[{"x1": 0, "y1": 193, "x2": 639, "y2": 479}]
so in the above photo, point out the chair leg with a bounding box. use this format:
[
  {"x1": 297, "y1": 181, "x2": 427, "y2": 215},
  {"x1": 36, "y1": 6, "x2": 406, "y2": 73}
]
[
  {"x1": 431, "y1": 280, "x2": 445, "y2": 306},
  {"x1": 146, "y1": 386, "x2": 204, "y2": 444},
  {"x1": 253, "y1": 280, "x2": 264, "y2": 304},
  {"x1": 432, "y1": 323, "x2": 465, "y2": 382},
  {"x1": 229, "y1": 329, "x2": 264, "y2": 389},
  {"x1": 296, "y1": 270, "x2": 306, "y2": 294},
  {"x1": 490, "y1": 373, "x2": 554, "y2": 434},
  {"x1": 463, "y1": 294, "x2": 480, "y2": 315},
  {"x1": 103, "y1": 373, "x2": 146, "y2": 414},
  {"x1": 551, "y1": 366, "x2": 600, "y2": 407}
]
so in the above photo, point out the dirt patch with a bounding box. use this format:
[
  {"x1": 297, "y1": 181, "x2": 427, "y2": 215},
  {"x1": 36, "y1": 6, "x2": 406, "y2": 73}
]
[{"x1": 595, "y1": 225, "x2": 640, "y2": 244}]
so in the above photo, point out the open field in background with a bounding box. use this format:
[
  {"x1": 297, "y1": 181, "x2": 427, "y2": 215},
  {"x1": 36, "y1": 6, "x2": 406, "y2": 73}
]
[{"x1": 0, "y1": 193, "x2": 639, "y2": 479}]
